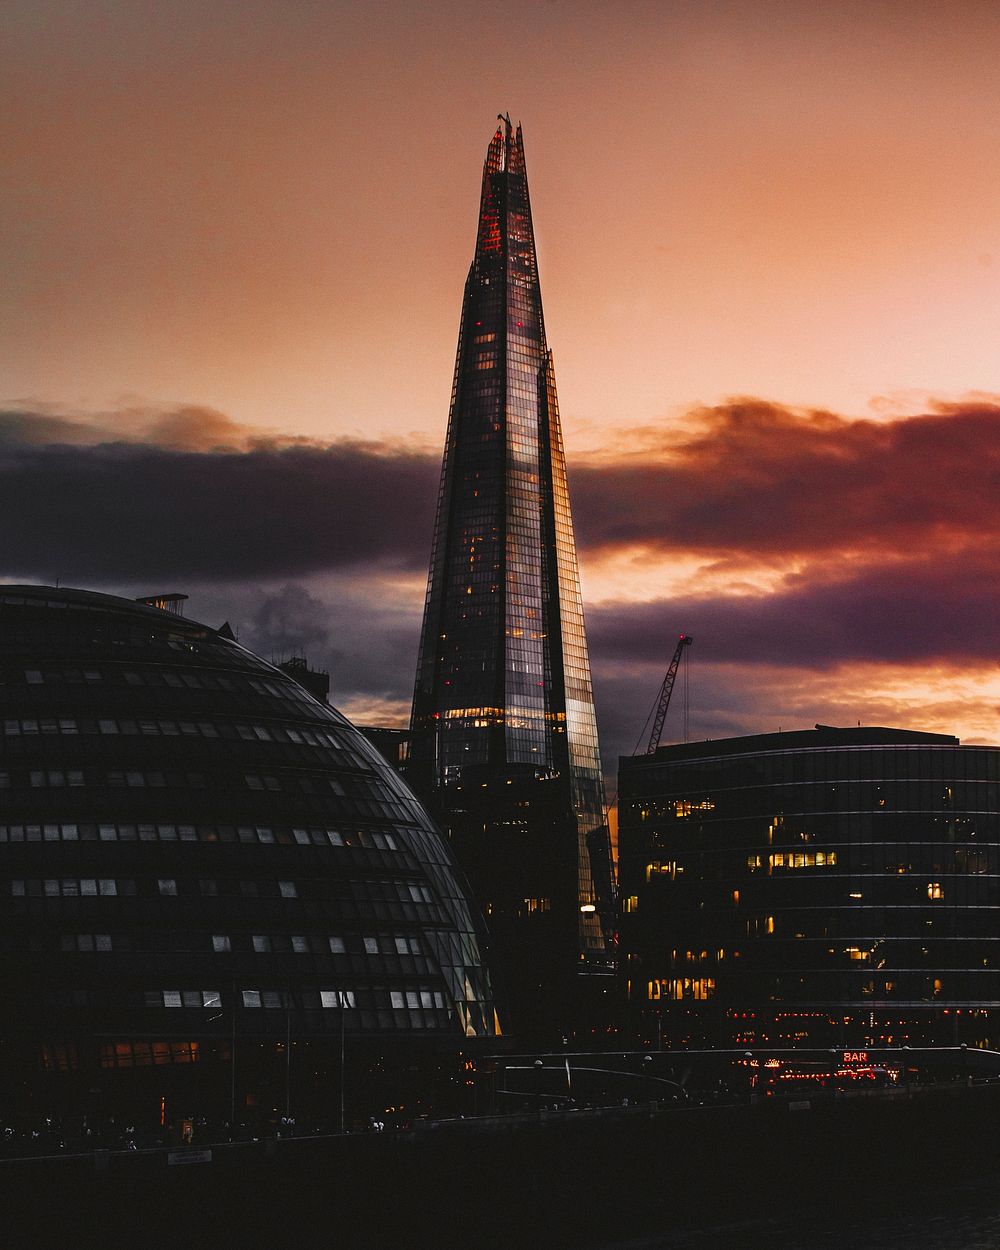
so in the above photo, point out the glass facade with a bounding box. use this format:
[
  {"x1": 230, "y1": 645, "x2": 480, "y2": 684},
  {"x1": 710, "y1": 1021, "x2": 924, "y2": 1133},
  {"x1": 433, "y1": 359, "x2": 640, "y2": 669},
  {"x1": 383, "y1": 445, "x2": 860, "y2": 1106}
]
[
  {"x1": 408, "y1": 118, "x2": 612, "y2": 1030},
  {"x1": 619, "y1": 726, "x2": 1000, "y2": 1049},
  {"x1": 0, "y1": 585, "x2": 497, "y2": 1108}
]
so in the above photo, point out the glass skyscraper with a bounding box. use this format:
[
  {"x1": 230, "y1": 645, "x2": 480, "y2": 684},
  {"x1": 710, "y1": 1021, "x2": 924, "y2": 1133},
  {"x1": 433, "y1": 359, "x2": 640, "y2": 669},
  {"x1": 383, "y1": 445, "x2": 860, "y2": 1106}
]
[{"x1": 408, "y1": 117, "x2": 613, "y2": 1035}]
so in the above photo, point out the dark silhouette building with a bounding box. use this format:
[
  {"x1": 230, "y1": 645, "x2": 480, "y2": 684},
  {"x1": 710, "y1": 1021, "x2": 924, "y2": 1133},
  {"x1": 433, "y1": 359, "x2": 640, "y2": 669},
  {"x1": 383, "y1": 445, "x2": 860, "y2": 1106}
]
[
  {"x1": 408, "y1": 117, "x2": 613, "y2": 1038},
  {"x1": 278, "y1": 655, "x2": 330, "y2": 705},
  {"x1": 619, "y1": 725, "x2": 1000, "y2": 1050},
  {"x1": 0, "y1": 585, "x2": 498, "y2": 1127}
]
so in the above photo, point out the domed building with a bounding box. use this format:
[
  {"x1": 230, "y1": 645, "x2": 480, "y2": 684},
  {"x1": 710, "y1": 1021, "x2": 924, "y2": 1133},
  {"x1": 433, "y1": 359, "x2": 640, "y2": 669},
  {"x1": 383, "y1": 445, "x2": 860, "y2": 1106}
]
[{"x1": 0, "y1": 586, "x2": 498, "y2": 1129}]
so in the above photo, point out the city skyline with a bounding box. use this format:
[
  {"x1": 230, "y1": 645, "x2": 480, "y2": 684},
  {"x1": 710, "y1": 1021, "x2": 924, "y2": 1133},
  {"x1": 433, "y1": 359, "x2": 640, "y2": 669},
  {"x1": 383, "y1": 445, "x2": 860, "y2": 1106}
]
[{"x1": 5, "y1": 1, "x2": 1000, "y2": 773}]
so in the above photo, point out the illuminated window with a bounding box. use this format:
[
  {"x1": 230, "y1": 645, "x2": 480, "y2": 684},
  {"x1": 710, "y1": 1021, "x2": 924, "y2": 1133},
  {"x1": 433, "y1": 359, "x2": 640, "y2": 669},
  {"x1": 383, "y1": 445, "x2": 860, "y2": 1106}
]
[
  {"x1": 648, "y1": 977, "x2": 716, "y2": 1002},
  {"x1": 672, "y1": 799, "x2": 715, "y2": 818},
  {"x1": 768, "y1": 851, "x2": 837, "y2": 870},
  {"x1": 622, "y1": 895, "x2": 639, "y2": 914},
  {"x1": 523, "y1": 897, "x2": 550, "y2": 914},
  {"x1": 927, "y1": 882, "x2": 944, "y2": 900}
]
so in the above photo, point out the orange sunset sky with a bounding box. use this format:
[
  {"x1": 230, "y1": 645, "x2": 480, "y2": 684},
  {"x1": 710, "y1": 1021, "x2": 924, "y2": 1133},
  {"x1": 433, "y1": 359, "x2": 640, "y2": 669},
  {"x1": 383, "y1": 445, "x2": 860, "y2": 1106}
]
[{"x1": 4, "y1": 0, "x2": 1000, "y2": 771}]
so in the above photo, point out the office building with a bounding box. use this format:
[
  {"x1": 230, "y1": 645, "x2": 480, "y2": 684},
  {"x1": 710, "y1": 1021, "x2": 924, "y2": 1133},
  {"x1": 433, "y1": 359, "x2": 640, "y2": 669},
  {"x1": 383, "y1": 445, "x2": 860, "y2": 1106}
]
[
  {"x1": 408, "y1": 117, "x2": 613, "y2": 1037},
  {"x1": 619, "y1": 725, "x2": 1000, "y2": 1049}
]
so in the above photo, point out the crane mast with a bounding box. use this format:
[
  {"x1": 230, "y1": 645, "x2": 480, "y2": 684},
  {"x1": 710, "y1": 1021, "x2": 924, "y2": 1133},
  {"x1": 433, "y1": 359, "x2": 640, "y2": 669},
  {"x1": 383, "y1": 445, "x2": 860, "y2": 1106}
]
[{"x1": 646, "y1": 634, "x2": 693, "y2": 754}]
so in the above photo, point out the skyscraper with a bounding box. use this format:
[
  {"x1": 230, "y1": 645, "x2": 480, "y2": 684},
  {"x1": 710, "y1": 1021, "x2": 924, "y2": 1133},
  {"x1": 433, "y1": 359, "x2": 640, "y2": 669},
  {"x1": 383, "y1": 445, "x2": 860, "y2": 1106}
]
[{"x1": 409, "y1": 116, "x2": 613, "y2": 1036}]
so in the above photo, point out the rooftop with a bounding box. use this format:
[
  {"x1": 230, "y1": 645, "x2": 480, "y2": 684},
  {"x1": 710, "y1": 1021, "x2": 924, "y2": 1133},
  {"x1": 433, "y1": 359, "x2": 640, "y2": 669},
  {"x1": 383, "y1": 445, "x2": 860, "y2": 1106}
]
[{"x1": 623, "y1": 723, "x2": 963, "y2": 767}]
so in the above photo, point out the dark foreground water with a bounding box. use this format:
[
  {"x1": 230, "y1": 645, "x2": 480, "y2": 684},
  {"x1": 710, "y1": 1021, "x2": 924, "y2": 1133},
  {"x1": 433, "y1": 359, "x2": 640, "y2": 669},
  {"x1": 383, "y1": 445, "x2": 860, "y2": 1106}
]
[{"x1": 605, "y1": 1180, "x2": 1000, "y2": 1250}]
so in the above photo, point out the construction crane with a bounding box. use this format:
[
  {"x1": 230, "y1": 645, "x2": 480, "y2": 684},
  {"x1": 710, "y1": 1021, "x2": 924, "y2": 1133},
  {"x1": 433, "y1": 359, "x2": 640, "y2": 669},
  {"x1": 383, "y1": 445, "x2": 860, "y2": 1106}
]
[{"x1": 645, "y1": 635, "x2": 693, "y2": 754}]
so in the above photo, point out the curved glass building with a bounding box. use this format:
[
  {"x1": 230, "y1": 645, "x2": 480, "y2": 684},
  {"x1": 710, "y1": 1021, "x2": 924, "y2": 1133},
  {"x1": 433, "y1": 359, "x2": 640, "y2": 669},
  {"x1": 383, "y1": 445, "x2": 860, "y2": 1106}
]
[
  {"x1": 0, "y1": 586, "x2": 497, "y2": 1123},
  {"x1": 618, "y1": 726, "x2": 1000, "y2": 1049}
]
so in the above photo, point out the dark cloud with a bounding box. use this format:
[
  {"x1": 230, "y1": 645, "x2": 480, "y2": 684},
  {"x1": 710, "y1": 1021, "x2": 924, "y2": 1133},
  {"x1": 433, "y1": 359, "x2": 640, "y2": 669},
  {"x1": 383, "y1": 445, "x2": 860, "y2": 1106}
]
[
  {"x1": 238, "y1": 581, "x2": 420, "y2": 707},
  {"x1": 0, "y1": 415, "x2": 439, "y2": 581},
  {"x1": 571, "y1": 396, "x2": 1000, "y2": 560},
  {"x1": 587, "y1": 546, "x2": 1000, "y2": 672},
  {"x1": 6, "y1": 395, "x2": 1000, "y2": 751},
  {"x1": 0, "y1": 403, "x2": 307, "y2": 451},
  {"x1": 245, "y1": 583, "x2": 332, "y2": 659},
  {"x1": 5, "y1": 397, "x2": 1000, "y2": 585}
]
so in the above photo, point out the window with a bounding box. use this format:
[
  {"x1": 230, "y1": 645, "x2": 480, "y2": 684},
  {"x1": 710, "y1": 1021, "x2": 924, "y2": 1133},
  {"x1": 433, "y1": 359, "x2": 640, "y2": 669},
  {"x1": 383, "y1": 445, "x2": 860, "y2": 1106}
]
[
  {"x1": 648, "y1": 977, "x2": 716, "y2": 1002},
  {"x1": 291, "y1": 936, "x2": 310, "y2": 953},
  {"x1": 158, "y1": 879, "x2": 177, "y2": 896},
  {"x1": 252, "y1": 935, "x2": 271, "y2": 953},
  {"x1": 62, "y1": 934, "x2": 112, "y2": 952},
  {"x1": 328, "y1": 936, "x2": 345, "y2": 954},
  {"x1": 212, "y1": 935, "x2": 231, "y2": 953},
  {"x1": 278, "y1": 881, "x2": 297, "y2": 899},
  {"x1": 363, "y1": 937, "x2": 379, "y2": 955},
  {"x1": 320, "y1": 990, "x2": 355, "y2": 1009}
]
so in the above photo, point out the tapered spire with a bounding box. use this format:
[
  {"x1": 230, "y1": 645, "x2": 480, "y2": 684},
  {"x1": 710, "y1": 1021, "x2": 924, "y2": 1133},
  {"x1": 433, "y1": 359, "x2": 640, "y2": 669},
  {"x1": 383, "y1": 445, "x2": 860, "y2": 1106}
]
[{"x1": 408, "y1": 119, "x2": 614, "y2": 1039}]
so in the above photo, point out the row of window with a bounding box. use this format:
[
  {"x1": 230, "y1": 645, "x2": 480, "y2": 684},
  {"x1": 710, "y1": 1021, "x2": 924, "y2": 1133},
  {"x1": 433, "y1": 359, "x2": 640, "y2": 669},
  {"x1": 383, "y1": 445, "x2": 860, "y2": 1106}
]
[
  {"x1": 19, "y1": 668, "x2": 310, "y2": 702},
  {"x1": 142, "y1": 987, "x2": 446, "y2": 1010},
  {"x1": 9, "y1": 877, "x2": 436, "y2": 903},
  {"x1": 100, "y1": 1041, "x2": 197, "y2": 1069},
  {"x1": 220, "y1": 934, "x2": 422, "y2": 956},
  {"x1": 1, "y1": 716, "x2": 360, "y2": 757},
  {"x1": 11, "y1": 878, "x2": 293, "y2": 898},
  {"x1": 0, "y1": 822, "x2": 400, "y2": 849},
  {"x1": 746, "y1": 852, "x2": 840, "y2": 871},
  {"x1": 4, "y1": 768, "x2": 393, "y2": 799},
  {"x1": 53, "y1": 932, "x2": 425, "y2": 956}
]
